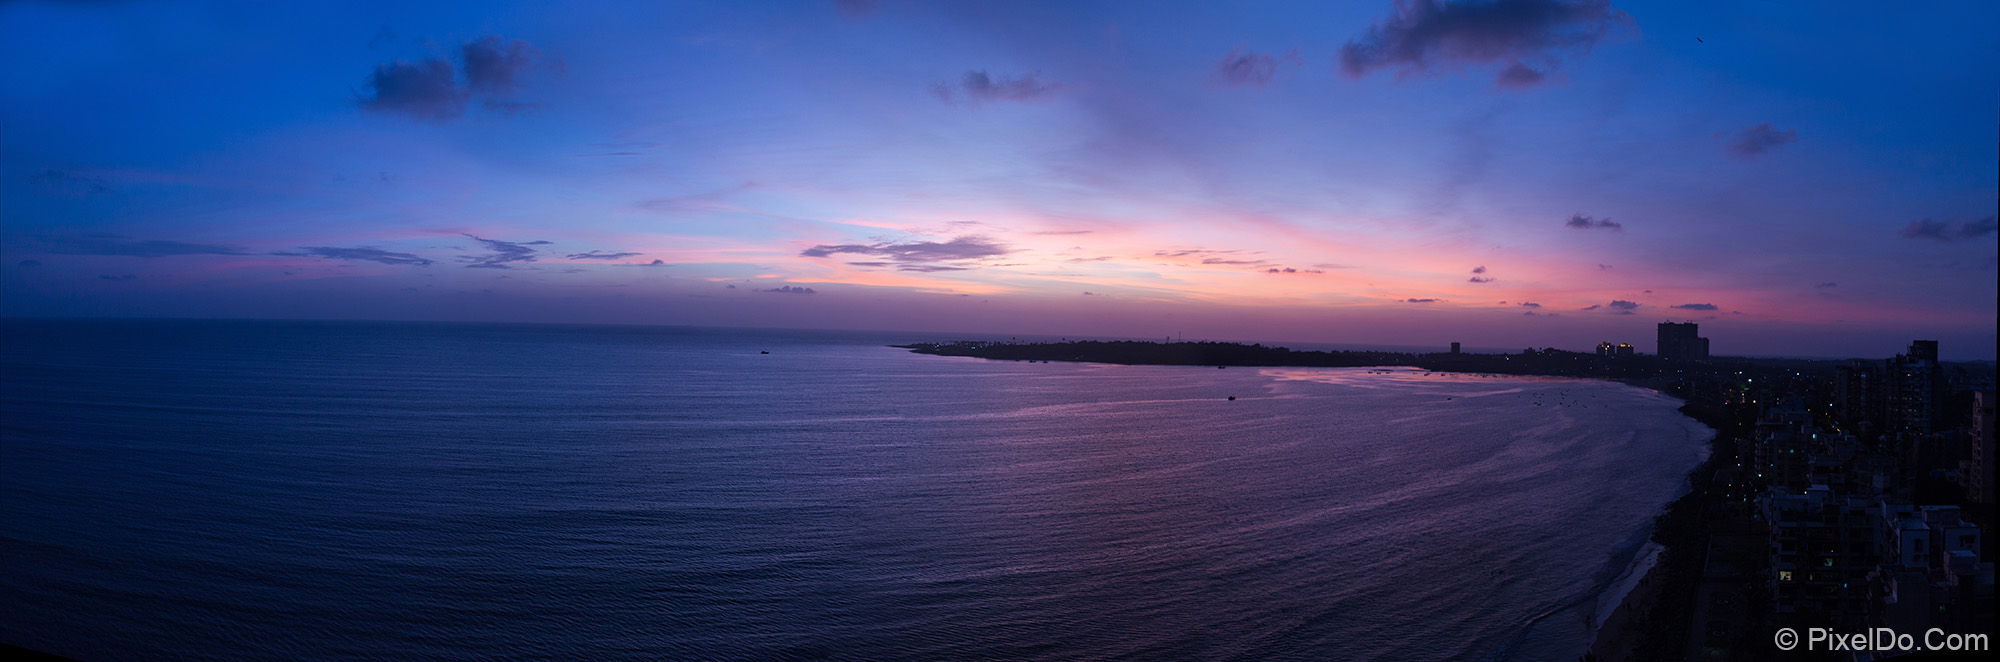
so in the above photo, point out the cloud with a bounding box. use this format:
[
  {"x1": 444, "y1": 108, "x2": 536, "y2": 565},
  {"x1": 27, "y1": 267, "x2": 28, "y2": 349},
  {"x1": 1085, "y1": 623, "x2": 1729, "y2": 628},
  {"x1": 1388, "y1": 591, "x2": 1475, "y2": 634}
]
[
  {"x1": 1032, "y1": 229, "x2": 1094, "y2": 236},
  {"x1": 1471, "y1": 265, "x2": 1487, "y2": 274},
  {"x1": 566, "y1": 250, "x2": 642, "y2": 260},
  {"x1": 1201, "y1": 257, "x2": 1267, "y2": 266},
  {"x1": 1520, "y1": 301, "x2": 1540, "y2": 307},
  {"x1": 1607, "y1": 299, "x2": 1639, "y2": 314},
  {"x1": 1597, "y1": 263, "x2": 1613, "y2": 270},
  {"x1": 1565, "y1": 213, "x2": 1622, "y2": 230},
  {"x1": 1082, "y1": 291, "x2": 1097, "y2": 296},
  {"x1": 360, "y1": 36, "x2": 543, "y2": 122},
  {"x1": 801, "y1": 235, "x2": 1010, "y2": 271},
  {"x1": 1468, "y1": 276, "x2": 1494, "y2": 283},
  {"x1": 1265, "y1": 267, "x2": 1325, "y2": 274},
  {"x1": 934, "y1": 70, "x2": 1066, "y2": 105},
  {"x1": 99, "y1": 274, "x2": 137, "y2": 281},
  {"x1": 27, "y1": 168, "x2": 113, "y2": 196},
  {"x1": 1406, "y1": 297, "x2": 1438, "y2": 303},
  {"x1": 1216, "y1": 47, "x2": 1300, "y2": 87},
  {"x1": 1580, "y1": 304, "x2": 1600, "y2": 310},
  {"x1": 1338, "y1": 0, "x2": 1632, "y2": 88},
  {"x1": 1671, "y1": 303, "x2": 1718, "y2": 311},
  {"x1": 1495, "y1": 62, "x2": 1545, "y2": 88},
  {"x1": 461, "y1": 36, "x2": 539, "y2": 96},
  {"x1": 36, "y1": 234, "x2": 247, "y2": 258},
  {"x1": 1726, "y1": 123, "x2": 1797, "y2": 158},
  {"x1": 274, "y1": 246, "x2": 433, "y2": 266},
  {"x1": 460, "y1": 233, "x2": 551, "y2": 269},
  {"x1": 835, "y1": 0, "x2": 880, "y2": 18},
  {"x1": 756, "y1": 285, "x2": 818, "y2": 294},
  {"x1": 1900, "y1": 214, "x2": 1997, "y2": 242},
  {"x1": 360, "y1": 59, "x2": 465, "y2": 121},
  {"x1": 1814, "y1": 282, "x2": 1837, "y2": 288}
]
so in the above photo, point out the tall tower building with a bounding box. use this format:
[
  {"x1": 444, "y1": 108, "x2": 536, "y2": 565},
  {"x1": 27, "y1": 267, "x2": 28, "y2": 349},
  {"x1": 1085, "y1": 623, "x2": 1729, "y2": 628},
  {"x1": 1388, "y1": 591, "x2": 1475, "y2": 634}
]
[
  {"x1": 1656, "y1": 322, "x2": 1709, "y2": 361},
  {"x1": 1885, "y1": 340, "x2": 1944, "y2": 436}
]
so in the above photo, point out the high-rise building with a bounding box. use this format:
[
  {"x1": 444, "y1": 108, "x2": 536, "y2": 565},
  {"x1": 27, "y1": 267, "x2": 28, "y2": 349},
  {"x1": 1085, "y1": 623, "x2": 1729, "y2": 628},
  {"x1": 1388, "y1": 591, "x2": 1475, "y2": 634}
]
[
  {"x1": 1450, "y1": 342, "x2": 1460, "y2": 355},
  {"x1": 1969, "y1": 391, "x2": 1994, "y2": 504},
  {"x1": 1885, "y1": 340, "x2": 1943, "y2": 436},
  {"x1": 1657, "y1": 322, "x2": 1710, "y2": 361},
  {"x1": 1834, "y1": 360, "x2": 1883, "y2": 426}
]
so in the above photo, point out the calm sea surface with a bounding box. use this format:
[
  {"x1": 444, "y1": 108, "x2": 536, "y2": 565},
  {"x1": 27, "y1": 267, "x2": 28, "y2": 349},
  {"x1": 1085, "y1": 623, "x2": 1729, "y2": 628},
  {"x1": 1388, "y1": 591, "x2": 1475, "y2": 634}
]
[{"x1": 0, "y1": 320, "x2": 1709, "y2": 661}]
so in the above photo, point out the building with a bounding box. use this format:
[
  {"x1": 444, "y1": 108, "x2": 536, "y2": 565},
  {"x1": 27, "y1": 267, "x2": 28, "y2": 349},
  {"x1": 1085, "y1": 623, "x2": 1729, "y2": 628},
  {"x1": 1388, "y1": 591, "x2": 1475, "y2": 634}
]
[
  {"x1": 1450, "y1": 342, "x2": 1460, "y2": 355},
  {"x1": 1968, "y1": 391, "x2": 1994, "y2": 504},
  {"x1": 1657, "y1": 322, "x2": 1709, "y2": 361},
  {"x1": 1884, "y1": 340, "x2": 1943, "y2": 436},
  {"x1": 1834, "y1": 360, "x2": 1883, "y2": 427}
]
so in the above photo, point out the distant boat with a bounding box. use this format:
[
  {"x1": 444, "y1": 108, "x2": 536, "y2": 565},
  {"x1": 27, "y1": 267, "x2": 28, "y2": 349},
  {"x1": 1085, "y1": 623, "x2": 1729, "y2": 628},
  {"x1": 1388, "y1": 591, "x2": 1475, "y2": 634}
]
[
  {"x1": 1227, "y1": 396, "x2": 1236, "y2": 401},
  {"x1": 760, "y1": 351, "x2": 769, "y2": 354}
]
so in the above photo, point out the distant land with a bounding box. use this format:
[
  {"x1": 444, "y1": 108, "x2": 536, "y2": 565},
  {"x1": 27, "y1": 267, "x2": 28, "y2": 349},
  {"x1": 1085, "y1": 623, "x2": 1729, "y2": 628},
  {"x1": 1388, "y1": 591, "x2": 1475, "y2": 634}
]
[{"x1": 895, "y1": 339, "x2": 1997, "y2": 382}]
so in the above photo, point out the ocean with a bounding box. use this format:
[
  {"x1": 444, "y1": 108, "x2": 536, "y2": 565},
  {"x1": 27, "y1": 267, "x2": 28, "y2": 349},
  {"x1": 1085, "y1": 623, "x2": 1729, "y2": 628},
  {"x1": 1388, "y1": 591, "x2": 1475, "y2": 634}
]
[{"x1": 0, "y1": 319, "x2": 1711, "y2": 661}]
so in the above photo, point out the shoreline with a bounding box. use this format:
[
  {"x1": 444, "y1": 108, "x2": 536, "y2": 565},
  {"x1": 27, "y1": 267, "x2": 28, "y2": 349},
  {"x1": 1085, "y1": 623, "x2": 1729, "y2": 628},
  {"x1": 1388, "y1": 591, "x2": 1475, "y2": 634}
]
[{"x1": 1586, "y1": 543, "x2": 1666, "y2": 661}]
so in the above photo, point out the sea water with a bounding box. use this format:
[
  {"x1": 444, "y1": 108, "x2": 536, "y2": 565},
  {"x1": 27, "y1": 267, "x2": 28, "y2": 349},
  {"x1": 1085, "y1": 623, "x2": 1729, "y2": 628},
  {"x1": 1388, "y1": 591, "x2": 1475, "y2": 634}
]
[{"x1": 0, "y1": 320, "x2": 1710, "y2": 661}]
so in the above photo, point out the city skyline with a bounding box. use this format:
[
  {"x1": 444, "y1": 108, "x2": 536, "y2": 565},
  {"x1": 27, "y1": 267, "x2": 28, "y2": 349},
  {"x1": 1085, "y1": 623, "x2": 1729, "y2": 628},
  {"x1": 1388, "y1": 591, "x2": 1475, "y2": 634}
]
[{"x1": 3, "y1": 1, "x2": 1996, "y2": 359}]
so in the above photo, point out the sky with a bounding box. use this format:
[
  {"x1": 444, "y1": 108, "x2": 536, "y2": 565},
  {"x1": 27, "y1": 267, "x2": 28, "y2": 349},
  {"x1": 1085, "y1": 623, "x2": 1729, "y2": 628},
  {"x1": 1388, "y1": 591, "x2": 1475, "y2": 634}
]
[{"x1": 2, "y1": 0, "x2": 1996, "y2": 359}]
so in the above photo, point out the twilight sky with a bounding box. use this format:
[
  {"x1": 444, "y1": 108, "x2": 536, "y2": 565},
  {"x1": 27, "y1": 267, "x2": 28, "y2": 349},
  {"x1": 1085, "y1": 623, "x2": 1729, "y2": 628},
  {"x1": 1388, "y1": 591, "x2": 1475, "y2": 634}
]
[{"x1": 3, "y1": 0, "x2": 1996, "y2": 359}]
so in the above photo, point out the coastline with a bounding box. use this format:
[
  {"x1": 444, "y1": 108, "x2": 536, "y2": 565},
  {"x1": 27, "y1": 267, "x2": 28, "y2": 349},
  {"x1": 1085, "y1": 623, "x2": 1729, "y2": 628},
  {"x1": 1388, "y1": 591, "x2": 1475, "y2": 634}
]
[
  {"x1": 898, "y1": 340, "x2": 1742, "y2": 662},
  {"x1": 1587, "y1": 543, "x2": 1666, "y2": 661}
]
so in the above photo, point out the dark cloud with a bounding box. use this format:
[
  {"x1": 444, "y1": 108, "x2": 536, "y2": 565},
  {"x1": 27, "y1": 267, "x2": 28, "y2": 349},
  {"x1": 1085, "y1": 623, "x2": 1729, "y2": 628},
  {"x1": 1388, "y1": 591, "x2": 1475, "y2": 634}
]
[
  {"x1": 1216, "y1": 47, "x2": 1300, "y2": 87},
  {"x1": 1581, "y1": 304, "x2": 1601, "y2": 310},
  {"x1": 1082, "y1": 291, "x2": 1097, "y2": 296},
  {"x1": 360, "y1": 59, "x2": 465, "y2": 121},
  {"x1": 99, "y1": 274, "x2": 136, "y2": 281},
  {"x1": 1338, "y1": 0, "x2": 1631, "y2": 88},
  {"x1": 460, "y1": 233, "x2": 550, "y2": 269},
  {"x1": 1264, "y1": 267, "x2": 1326, "y2": 274},
  {"x1": 623, "y1": 259, "x2": 668, "y2": 267},
  {"x1": 1495, "y1": 62, "x2": 1546, "y2": 88},
  {"x1": 566, "y1": 250, "x2": 642, "y2": 260},
  {"x1": 1900, "y1": 214, "x2": 1997, "y2": 242},
  {"x1": 1598, "y1": 263, "x2": 1613, "y2": 270},
  {"x1": 934, "y1": 70, "x2": 1066, "y2": 105},
  {"x1": 1468, "y1": 276, "x2": 1494, "y2": 283},
  {"x1": 27, "y1": 168, "x2": 113, "y2": 196},
  {"x1": 1471, "y1": 265, "x2": 1487, "y2": 274},
  {"x1": 1565, "y1": 213, "x2": 1622, "y2": 230},
  {"x1": 37, "y1": 234, "x2": 247, "y2": 258},
  {"x1": 835, "y1": 0, "x2": 879, "y2": 18},
  {"x1": 1671, "y1": 303, "x2": 1718, "y2": 311},
  {"x1": 801, "y1": 236, "x2": 1009, "y2": 271},
  {"x1": 1726, "y1": 123, "x2": 1797, "y2": 158},
  {"x1": 1607, "y1": 299, "x2": 1639, "y2": 314},
  {"x1": 461, "y1": 36, "x2": 539, "y2": 96},
  {"x1": 360, "y1": 36, "x2": 543, "y2": 122},
  {"x1": 756, "y1": 285, "x2": 818, "y2": 294},
  {"x1": 274, "y1": 246, "x2": 433, "y2": 266},
  {"x1": 1520, "y1": 301, "x2": 1541, "y2": 307},
  {"x1": 1814, "y1": 282, "x2": 1837, "y2": 288},
  {"x1": 1406, "y1": 297, "x2": 1438, "y2": 303}
]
